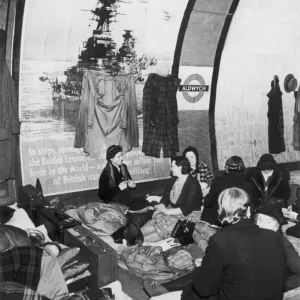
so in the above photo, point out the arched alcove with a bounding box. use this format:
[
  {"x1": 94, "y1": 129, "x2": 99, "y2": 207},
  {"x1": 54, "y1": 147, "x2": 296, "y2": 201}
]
[{"x1": 175, "y1": 0, "x2": 300, "y2": 173}]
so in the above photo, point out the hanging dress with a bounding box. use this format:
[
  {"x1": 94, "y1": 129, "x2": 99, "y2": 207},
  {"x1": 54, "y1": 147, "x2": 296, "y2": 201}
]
[
  {"x1": 292, "y1": 90, "x2": 300, "y2": 151},
  {"x1": 266, "y1": 81, "x2": 285, "y2": 154}
]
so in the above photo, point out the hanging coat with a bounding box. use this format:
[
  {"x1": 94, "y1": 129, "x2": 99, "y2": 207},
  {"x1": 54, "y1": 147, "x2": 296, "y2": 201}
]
[
  {"x1": 0, "y1": 30, "x2": 20, "y2": 181},
  {"x1": 292, "y1": 90, "x2": 300, "y2": 151},
  {"x1": 266, "y1": 80, "x2": 285, "y2": 154},
  {"x1": 142, "y1": 73, "x2": 181, "y2": 158},
  {"x1": 74, "y1": 71, "x2": 139, "y2": 157}
]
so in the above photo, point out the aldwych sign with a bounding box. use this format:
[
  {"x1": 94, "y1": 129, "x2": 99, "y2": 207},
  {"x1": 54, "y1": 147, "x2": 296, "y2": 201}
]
[
  {"x1": 179, "y1": 73, "x2": 209, "y2": 103},
  {"x1": 179, "y1": 85, "x2": 209, "y2": 92}
]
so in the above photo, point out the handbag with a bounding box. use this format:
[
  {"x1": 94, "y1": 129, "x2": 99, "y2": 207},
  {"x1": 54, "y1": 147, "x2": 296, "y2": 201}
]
[{"x1": 171, "y1": 219, "x2": 195, "y2": 245}]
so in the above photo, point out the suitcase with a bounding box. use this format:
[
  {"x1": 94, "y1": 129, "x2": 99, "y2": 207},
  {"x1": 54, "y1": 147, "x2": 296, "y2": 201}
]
[
  {"x1": 35, "y1": 207, "x2": 81, "y2": 242},
  {"x1": 64, "y1": 225, "x2": 118, "y2": 289}
]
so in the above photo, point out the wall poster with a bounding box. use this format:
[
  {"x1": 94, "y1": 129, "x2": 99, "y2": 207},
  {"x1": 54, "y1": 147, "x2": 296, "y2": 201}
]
[
  {"x1": 177, "y1": 66, "x2": 213, "y2": 111},
  {"x1": 19, "y1": 0, "x2": 188, "y2": 195}
]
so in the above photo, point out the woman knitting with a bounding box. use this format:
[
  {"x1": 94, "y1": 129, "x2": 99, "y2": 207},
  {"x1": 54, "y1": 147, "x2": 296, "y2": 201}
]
[{"x1": 98, "y1": 144, "x2": 151, "y2": 211}]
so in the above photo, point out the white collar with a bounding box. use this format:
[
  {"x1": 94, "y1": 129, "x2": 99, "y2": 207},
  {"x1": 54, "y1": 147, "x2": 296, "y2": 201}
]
[{"x1": 262, "y1": 170, "x2": 273, "y2": 181}]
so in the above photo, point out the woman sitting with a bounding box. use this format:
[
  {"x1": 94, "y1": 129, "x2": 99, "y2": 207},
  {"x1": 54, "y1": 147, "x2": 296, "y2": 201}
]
[
  {"x1": 139, "y1": 156, "x2": 202, "y2": 243},
  {"x1": 182, "y1": 146, "x2": 213, "y2": 196},
  {"x1": 247, "y1": 153, "x2": 291, "y2": 207},
  {"x1": 98, "y1": 144, "x2": 151, "y2": 211},
  {"x1": 201, "y1": 156, "x2": 255, "y2": 227}
]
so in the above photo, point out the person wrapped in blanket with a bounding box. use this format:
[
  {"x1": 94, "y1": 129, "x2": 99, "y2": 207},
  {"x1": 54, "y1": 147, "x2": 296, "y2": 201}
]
[
  {"x1": 98, "y1": 144, "x2": 153, "y2": 211},
  {"x1": 182, "y1": 146, "x2": 213, "y2": 197},
  {"x1": 127, "y1": 156, "x2": 203, "y2": 243}
]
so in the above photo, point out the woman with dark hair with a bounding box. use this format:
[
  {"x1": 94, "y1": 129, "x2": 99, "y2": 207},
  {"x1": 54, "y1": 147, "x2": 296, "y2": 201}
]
[
  {"x1": 138, "y1": 156, "x2": 203, "y2": 243},
  {"x1": 182, "y1": 146, "x2": 213, "y2": 194},
  {"x1": 200, "y1": 155, "x2": 255, "y2": 227},
  {"x1": 98, "y1": 144, "x2": 151, "y2": 211}
]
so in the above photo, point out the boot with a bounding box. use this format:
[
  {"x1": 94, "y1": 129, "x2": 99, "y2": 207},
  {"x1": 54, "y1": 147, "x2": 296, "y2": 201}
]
[
  {"x1": 124, "y1": 223, "x2": 144, "y2": 246},
  {"x1": 111, "y1": 226, "x2": 127, "y2": 244}
]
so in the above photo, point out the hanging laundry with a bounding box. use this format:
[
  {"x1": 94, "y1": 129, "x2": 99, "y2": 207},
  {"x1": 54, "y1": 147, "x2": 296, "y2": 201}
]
[
  {"x1": 293, "y1": 89, "x2": 300, "y2": 151},
  {"x1": 0, "y1": 30, "x2": 21, "y2": 181},
  {"x1": 266, "y1": 75, "x2": 285, "y2": 154},
  {"x1": 74, "y1": 71, "x2": 139, "y2": 157},
  {"x1": 142, "y1": 73, "x2": 181, "y2": 158}
]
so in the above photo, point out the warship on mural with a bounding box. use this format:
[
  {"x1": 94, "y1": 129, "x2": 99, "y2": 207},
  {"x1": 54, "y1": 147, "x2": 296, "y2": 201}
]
[{"x1": 39, "y1": 0, "x2": 157, "y2": 126}]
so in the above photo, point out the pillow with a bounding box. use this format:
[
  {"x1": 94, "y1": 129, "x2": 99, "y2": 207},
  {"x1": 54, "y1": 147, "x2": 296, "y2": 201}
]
[
  {"x1": 5, "y1": 208, "x2": 35, "y2": 230},
  {"x1": 62, "y1": 259, "x2": 89, "y2": 280},
  {"x1": 0, "y1": 225, "x2": 32, "y2": 252},
  {"x1": 57, "y1": 247, "x2": 80, "y2": 267}
]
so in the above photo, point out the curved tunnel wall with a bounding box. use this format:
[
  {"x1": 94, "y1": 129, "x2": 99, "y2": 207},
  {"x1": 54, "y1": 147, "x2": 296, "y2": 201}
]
[
  {"x1": 176, "y1": 0, "x2": 236, "y2": 171},
  {"x1": 178, "y1": 0, "x2": 300, "y2": 172},
  {"x1": 215, "y1": 0, "x2": 300, "y2": 169}
]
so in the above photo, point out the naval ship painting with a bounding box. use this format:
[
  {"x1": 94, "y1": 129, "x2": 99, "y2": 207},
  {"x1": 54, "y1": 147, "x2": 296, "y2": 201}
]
[{"x1": 39, "y1": 0, "x2": 157, "y2": 128}]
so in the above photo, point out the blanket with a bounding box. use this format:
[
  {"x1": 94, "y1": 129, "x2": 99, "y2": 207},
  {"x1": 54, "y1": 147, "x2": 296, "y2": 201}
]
[
  {"x1": 65, "y1": 202, "x2": 128, "y2": 235},
  {"x1": 0, "y1": 246, "x2": 43, "y2": 291},
  {"x1": 0, "y1": 281, "x2": 51, "y2": 300},
  {"x1": 119, "y1": 245, "x2": 174, "y2": 282}
]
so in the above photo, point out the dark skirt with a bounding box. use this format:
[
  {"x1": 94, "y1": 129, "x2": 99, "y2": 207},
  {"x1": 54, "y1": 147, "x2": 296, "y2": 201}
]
[{"x1": 114, "y1": 189, "x2": 150, "y2": 211}]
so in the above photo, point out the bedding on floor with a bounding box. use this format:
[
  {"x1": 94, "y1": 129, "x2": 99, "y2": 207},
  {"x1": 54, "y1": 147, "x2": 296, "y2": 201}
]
[
  {"x1": 64, "y1": 202, "x2": 128, "y2": 236},
  {"x1": 0, "y1": 205, "x2": 92, "y2": 299}
]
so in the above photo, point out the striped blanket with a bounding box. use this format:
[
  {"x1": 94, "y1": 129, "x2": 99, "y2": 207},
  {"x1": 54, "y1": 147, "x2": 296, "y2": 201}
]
[
  {"x1": 0, "y1": 281, "x2": 50, "y2": 300},
  {"x1": 0, "y1": 246, "x2": 43, "y2": 292}
]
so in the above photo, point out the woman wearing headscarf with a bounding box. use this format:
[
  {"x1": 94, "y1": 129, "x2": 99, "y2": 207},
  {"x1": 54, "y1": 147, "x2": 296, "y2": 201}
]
[{"x1": 98, "y1": 144, "x2": 151, "y2": 211}]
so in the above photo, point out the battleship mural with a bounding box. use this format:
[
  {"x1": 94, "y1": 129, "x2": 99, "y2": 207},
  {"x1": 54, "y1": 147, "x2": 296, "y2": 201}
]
[{"x1": 19, "y1": 0, "x2": 188, "y2": 195}]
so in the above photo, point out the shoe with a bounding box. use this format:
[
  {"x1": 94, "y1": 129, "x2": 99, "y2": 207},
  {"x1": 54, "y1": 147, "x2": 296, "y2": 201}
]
[
  {"x1": 143, "y1": 278, "x2": 169, "y2": 297},
  {"x1": 112, "y1": 226, "x2": 126, "y2": 244},
  {"x1": 123, "y1": 223, "x2": 144, "y2": 246}
]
